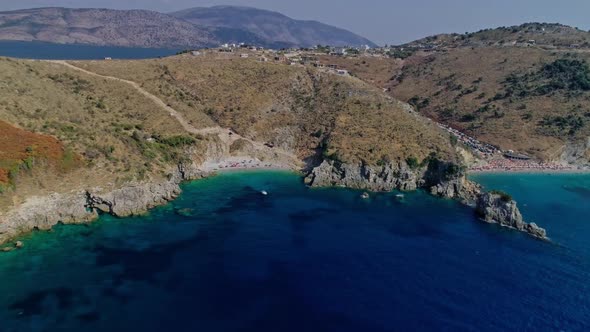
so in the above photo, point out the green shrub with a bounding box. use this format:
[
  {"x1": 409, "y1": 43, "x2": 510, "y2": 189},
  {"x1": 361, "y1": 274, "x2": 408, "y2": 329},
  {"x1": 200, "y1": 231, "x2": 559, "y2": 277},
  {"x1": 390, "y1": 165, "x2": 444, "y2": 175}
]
[
  {"x1": 158, "y1": 135, "x2": 196, "y2": 147},
  {"x1": 322, "y1": 150, "x2": 343, "y2": 163},
  {"x1": 444, "y1": 163, "x2": 465, "y2": 178},
  {"x1": 460, "y1": 114, "x2": 477, "y2": 122},
  {"x1": 22, "y1": 157, "x2": 34, "y2": 170},
  {"x1": 490, "y1": 190, "x2": 513, "y2": 202},
  {"x1": 406, "y1": 157, "x2": 420, "y2": 169}
]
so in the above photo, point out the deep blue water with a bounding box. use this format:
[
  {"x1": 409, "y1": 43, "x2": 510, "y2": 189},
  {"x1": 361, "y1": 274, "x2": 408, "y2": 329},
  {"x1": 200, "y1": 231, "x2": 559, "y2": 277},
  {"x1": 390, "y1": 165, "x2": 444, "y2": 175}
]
[
  {"x1": 0, "y1": 41, "x2": 180, "y2": 60},
  {"x1": 0, "y1": 171, "x2": 589, "y2": 331}
]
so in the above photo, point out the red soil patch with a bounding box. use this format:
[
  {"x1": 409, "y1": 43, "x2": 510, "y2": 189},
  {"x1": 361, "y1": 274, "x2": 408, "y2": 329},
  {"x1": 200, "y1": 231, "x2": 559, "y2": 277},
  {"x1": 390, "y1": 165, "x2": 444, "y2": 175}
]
[
  {"x1": 0, "y1": 120, "x2": 68, "y2": 183},
  {"x1": 0, "y1": 169, "x2": 8, "y2": 183}
]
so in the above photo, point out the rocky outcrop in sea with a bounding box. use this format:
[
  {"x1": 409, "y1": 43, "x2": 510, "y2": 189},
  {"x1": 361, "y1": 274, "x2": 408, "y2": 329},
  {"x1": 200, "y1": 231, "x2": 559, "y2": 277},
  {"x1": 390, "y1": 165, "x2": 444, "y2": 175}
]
[
  {"x1": 305, "y1": 159, "x2": 547, "y2": 239},
  {"x1": 476, "y1": 192, "x2": 547, "y2": 239}
]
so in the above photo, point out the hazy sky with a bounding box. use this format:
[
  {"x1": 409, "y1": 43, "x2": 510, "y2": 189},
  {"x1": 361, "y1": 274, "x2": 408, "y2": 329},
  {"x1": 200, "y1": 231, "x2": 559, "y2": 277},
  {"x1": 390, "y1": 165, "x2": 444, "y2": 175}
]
[{"x1": 2, "y1": 0, "x2": 589, "y2": 45}]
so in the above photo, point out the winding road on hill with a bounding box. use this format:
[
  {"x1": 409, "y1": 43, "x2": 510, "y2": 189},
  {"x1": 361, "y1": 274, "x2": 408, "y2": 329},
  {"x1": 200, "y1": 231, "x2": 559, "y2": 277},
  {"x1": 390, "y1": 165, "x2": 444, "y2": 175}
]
[{"x1": 46, "y1": 60, "x2": 301, "y2": 168}]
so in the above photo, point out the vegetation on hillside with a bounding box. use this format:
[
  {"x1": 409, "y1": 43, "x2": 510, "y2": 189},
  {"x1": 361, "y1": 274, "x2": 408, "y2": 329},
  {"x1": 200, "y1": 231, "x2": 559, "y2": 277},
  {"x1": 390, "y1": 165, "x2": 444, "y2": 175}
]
[
  {"x1": 387, "y1": 46, "x2": 590, "y2": 160},
  {"x1": 0, "y1": 54, "x2": 458, "y2": 211},
  {"x1": 75, "y1": 54, "x2": 455, "y2": 166},
  {"x1": 501, "y1": 58, "x2": 590, "y2": 98}
]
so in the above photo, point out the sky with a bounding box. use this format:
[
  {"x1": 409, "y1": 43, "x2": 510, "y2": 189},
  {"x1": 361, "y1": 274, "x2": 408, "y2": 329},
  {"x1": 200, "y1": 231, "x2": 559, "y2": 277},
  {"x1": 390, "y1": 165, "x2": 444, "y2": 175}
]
[{"x1": 1, "y1": 0, "x2": 590, "y2": 45}]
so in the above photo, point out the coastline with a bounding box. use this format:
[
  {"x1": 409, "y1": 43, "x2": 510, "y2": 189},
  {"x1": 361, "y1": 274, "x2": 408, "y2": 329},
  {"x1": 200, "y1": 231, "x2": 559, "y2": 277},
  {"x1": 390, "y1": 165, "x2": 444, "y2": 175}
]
[
  {"x1": 0, "y1": 162, "x2": 299, "y2": 250},
  {"x1": 4, "y1": 158, "x2": 581, "y2": 249},
  {"x1": 468, "y1": 168, "x2": 590, "y2": 175}
]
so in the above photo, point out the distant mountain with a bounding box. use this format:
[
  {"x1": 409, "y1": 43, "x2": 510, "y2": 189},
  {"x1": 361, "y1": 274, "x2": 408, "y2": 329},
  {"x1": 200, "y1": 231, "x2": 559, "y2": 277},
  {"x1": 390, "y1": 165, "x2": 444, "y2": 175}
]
[
  {"x1": 0, "y1": 6, "x2": 376, "y2": 49},
  {"x1": 171, "y1": 6, "x2": 376, "y2": 48},
  {"x1": 0, "y1": 7, "x2": 216, "y2": 48}
]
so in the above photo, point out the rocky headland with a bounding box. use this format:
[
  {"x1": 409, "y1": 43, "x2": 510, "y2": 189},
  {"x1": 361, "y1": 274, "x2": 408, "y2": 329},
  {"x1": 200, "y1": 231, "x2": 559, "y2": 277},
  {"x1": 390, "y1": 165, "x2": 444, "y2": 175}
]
[
  {"x1": 304, "y1": 159, "x2": 547, "y2": 239},
  {"x1": 0, "y1": 163, "x2": 209, "y2": 246}
]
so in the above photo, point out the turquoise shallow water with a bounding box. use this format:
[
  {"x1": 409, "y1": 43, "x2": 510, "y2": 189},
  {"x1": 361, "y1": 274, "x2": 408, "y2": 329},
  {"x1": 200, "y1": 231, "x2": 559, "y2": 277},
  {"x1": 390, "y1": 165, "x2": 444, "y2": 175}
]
[{"x1": 0, "y1": 171, "x2": 589, "y2": 331}]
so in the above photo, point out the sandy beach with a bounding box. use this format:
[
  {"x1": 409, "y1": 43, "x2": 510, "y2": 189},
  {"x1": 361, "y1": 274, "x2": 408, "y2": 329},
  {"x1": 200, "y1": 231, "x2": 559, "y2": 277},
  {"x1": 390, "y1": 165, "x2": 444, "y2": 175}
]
[{"x1": 201, "y1": 157, "x2": 296, "y2": 173}]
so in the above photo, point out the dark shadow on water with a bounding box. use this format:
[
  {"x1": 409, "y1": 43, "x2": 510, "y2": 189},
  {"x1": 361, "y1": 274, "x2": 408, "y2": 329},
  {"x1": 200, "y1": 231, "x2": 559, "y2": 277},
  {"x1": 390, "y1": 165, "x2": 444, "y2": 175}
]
[
  {"x1": 146, "y1": 259, "x2": 393, "y2": 332},
  {"x1": 94, "y1": 233, "x2": 200, "y2": 284},
  {"x1": 76, "y1": 311, "x2": 100, "y2": 323},
  {"x1": 9, "y1": 287, "x2": 75, "y2": 317},
  {"x1": 563, "y1": 185, "x2": 590, "y2": 199},
  {"x1": 288, "y1": 207, "x2": 339, "y2": 225},
  {"x1": 214, "y1": 186, "x2": 274, "y2": 214}
]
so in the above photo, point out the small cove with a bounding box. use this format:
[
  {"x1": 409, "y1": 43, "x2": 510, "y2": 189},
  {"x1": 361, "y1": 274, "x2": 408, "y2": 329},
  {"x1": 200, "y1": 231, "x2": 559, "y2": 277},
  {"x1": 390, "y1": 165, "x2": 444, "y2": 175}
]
[{"x1": 0, "y1": 171, "x2": 589, "y2": 331}]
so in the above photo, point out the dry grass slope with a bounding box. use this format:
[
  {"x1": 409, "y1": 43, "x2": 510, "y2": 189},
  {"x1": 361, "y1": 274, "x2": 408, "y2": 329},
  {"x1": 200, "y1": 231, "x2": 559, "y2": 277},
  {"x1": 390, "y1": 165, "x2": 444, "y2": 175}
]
[
  {"x1": 75, "y1": 54, "x2": 456, "y2": 165},
  {"x1": 389, "y1": 47, "x2": 590, "y2": 161},
  {"x1": 0, "y1": 53, "x2": 458, "y2": 212}
]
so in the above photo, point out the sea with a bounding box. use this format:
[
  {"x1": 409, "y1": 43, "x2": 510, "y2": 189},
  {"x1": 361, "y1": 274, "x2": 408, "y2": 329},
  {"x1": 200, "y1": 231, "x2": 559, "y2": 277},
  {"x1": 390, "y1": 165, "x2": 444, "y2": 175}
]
[
  {"x1": 0, "y1": 41, "x2": 180, "y2": 60},
  {"x1": 0, "y1": 171, "x2": 589, "y2": 332}
]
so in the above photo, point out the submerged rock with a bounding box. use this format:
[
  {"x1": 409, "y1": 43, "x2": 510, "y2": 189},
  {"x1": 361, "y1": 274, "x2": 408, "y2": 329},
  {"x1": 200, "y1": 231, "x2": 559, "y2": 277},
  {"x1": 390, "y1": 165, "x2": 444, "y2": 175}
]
[
  {"x1": 175, "y1": 208, "x2": 194, "y2": 217},
  {"x1": 476, "y1": 192, "x2": 547, "y2": 239}
]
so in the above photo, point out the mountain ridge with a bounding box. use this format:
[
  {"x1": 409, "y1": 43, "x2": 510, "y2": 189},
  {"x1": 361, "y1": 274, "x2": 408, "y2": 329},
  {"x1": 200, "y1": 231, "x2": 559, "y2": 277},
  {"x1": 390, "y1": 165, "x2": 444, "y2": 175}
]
[
  {"x1": 0, "y1": 6, "x2": 376, "y2": 48},
  {"x1": 171, "y1": 6, "x2": 376, "y2": 48}
]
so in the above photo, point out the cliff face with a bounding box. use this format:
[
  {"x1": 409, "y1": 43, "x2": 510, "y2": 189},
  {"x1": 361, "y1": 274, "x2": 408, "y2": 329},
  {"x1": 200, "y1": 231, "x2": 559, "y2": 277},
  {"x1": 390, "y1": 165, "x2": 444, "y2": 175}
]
[
  {"x1": 0, "y1": 163, "x2": 207, "y2": 245},
  {"x1": 560, "y1": 138, "x2": 590, "y2": 168},
  {"x1": 305, "y1": 159, "x2": 547, "y2": 239},
  {"x1": 305, "y1": 159, "x2": 478, "y2": 201},
  {"x1": 304, "y1": 160, "x2": 419, "y2": 192},
  {"x1": 476, "y1": 192, "x2": 547, "y2": 239}
]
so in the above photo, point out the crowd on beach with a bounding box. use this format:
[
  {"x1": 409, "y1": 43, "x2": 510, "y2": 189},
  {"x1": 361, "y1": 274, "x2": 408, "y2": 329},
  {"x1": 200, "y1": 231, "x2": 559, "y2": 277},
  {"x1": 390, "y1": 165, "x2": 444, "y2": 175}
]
[
  {"x1": 205, "y1": 158, "x2": 291, "y2": 172},
  {"x1": 438, "y1": 124, "x2": 498, "y2": 157},
  {"x1": 470, "y1": 158, "x2": 574, "y2": 173},
  {"x1": 433, "y1": 124, "x2": 578, "y2": 173}
]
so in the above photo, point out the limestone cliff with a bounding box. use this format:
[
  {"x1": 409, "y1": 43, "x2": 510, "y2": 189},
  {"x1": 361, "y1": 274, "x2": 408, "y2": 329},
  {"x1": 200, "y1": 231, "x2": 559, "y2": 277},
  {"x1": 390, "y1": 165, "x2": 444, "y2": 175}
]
[
  {"x1": 476, "y1": 192, "x2": 547, "y2": 239},
  {"x1": 0, "y1": 163, "x2": 207, "y2": 245},
  {"x1": 560, "y1": 138, "x2": 590, "y2": 168},
  {"x1": 305, "y1": 159, "x2": 478, "y2": 201},
  {"x1": 304, "y1": 160, "x2": 418, "y2": 192},
  {"x1": 305, "y1": 159, "x2": 547, "y2": 239}
]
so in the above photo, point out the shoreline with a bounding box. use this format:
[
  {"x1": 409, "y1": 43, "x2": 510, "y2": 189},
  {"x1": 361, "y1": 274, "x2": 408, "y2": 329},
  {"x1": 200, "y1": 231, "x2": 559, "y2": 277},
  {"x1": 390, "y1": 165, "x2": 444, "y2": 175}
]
[
  {"x1": 200, "y1": 157, "x2": 296, "y2": 173},
  {"x1": 0, "y1": 162, "x2": 300, "y2": 250},
  {"x1": 468, "y1": 168, "x2": 590, "y2": 175},
  {"x1": 214, "y1": 166, "x2": 299, "y2": 174},
  {"x1": 2, "y1": 162, "x2": 567, "y2": 250}
]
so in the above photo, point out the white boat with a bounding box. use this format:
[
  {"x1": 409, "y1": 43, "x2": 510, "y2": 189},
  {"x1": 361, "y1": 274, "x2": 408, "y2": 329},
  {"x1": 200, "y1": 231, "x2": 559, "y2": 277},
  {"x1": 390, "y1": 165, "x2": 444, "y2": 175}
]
[
  {"x1": 261, "y1": 190, "x2": 268, "y2": 196},
  {"x1": 361, "y1": 192, "x2": 370, "y2": 199},
  {"x1": 395, "y1": 194, "x2": 405, "y2": 199}
]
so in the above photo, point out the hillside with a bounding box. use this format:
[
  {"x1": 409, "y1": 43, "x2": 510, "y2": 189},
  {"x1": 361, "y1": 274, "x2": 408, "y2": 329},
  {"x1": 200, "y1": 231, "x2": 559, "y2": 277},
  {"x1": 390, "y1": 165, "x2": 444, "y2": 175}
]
[
  {"x1": 172, "y1": 6, "x2": 376, "y2": 48},
  {"x1": 402, "y1": 23, "x2": 590, "y2": 50},
  {"x1": 72, "y1": 53, "x2": 453, "y2": 165},
  {"x1": 0, "y1": 53, "x2": 456, "y2": 214},
  {"x1": 0, "y1": 7, "x2": 216, "y2": 48},
  {"x1": 0, "y1": 6, "x2": 376, "y2": 49},
  {"x1": 309, "y1": 24, "x2": 590, "y2": 166},
  {"x1": 0, "y1": 56, "x2": 205, "y2": 209}
]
